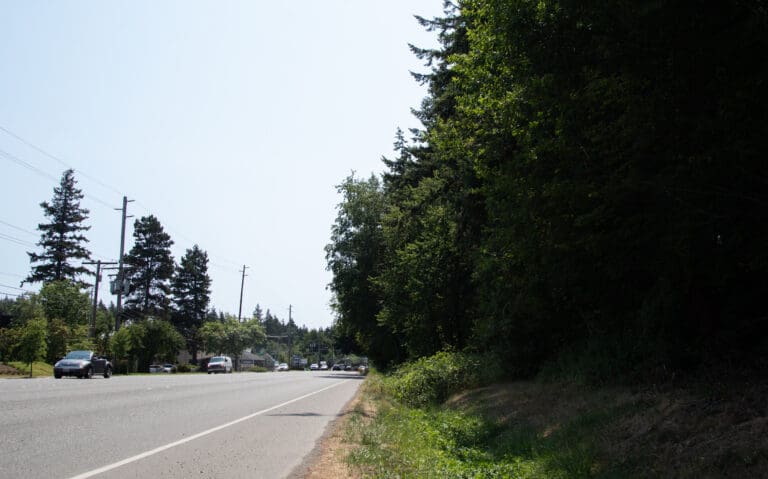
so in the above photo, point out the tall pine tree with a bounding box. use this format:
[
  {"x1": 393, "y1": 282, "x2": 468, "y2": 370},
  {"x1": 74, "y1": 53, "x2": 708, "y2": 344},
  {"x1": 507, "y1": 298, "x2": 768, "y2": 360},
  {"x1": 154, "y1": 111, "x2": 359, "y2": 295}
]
[
  {"x1": 23, "y1": 169, "x2": 92, "y2": 288},
  {"x1": 123, "y1": 215, "x2": 174, "y2": 320},
  {"x1": 171, "y1": 245, "x2": 211, "y2": 363}
]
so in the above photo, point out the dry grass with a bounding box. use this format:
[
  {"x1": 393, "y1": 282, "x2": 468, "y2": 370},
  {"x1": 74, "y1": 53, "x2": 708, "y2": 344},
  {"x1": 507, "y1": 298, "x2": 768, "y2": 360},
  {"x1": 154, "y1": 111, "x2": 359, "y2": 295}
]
[
  {"x1": 300, "y1": 385, "x2": 378, "y2": 479},
  {"x1": 447, "y1": 379, "x2": 768, "y2": 478}
]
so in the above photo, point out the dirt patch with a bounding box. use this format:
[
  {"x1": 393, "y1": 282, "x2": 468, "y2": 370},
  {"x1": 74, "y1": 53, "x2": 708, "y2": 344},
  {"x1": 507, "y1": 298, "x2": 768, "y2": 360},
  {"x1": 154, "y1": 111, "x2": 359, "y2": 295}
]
[
  {"x1": 0, "y1": 363, "x2": 22, "y2": 377},
  {"x1": 293, "y1": 388, "x2": 373, "y2": 479}
]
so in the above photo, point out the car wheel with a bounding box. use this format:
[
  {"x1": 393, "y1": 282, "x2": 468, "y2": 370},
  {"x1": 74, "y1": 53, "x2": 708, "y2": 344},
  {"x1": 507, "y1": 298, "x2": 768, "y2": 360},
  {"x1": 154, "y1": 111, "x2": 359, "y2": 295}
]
[
  {"x1": 104, "y1": 368, "x2": 111, "y2": 378},
  {"x1": 54, "y1": 374, "x2": 61, "y2": 379},
  {"x1": 84, "y1": 368, "x2": 92, "y2": 379},
  {"x1": 208, "y1": 371, "x2": 212, "y2": 374}
]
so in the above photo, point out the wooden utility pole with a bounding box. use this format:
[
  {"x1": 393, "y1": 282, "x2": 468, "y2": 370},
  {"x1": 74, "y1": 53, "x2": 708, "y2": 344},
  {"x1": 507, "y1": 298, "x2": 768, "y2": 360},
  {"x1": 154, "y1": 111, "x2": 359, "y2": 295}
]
[
  {"x1": 114, "y1": 196, "x2": 133, "y2": 331},
  {"x1": 238, "y1": 265, "x2": 248, "y2": 322},
  {"x1": 84, "y1": 260, "x2": 117, "y2": 338}
]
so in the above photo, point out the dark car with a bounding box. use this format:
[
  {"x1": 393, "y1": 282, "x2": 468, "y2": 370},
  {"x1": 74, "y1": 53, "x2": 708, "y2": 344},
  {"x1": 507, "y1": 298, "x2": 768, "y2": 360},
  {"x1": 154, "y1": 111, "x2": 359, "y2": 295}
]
[
  {"x1": 54, "y1": 350, "x2": 112, "y2": 379},
  {"x1": 332, "y1": 363, "x2": 344, "y2": 371}
]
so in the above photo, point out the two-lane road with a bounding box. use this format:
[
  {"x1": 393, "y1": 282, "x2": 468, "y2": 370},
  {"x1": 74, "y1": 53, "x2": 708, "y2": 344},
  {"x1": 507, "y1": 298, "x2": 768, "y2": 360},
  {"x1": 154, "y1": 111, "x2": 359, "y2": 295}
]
[{"x1": 0, "y1": 371, "x2": 362, "y2": 478}]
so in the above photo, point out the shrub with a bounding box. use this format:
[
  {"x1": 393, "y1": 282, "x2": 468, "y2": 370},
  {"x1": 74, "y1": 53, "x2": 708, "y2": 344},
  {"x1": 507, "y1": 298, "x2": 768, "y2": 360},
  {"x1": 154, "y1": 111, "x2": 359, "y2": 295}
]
[
  {"x1": 384, "y1": 351, "x2": 498, "y2": 408},
  {"x1": 247, "y1": 366, "x2": 268, "y2": 373},
  {"x1": 176, "y1": 363, "x2": 192, "y2": 373}
]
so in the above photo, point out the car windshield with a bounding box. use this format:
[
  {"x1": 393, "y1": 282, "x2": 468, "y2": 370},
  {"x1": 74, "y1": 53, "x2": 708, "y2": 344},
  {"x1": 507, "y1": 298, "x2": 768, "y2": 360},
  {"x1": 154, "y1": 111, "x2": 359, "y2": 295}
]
[
  {"x1": 64, "y1": 351, "x2": 90, "y2": 360},
  {"x1": 209, "y1": 357, "x2": 224, "y2": 363}
]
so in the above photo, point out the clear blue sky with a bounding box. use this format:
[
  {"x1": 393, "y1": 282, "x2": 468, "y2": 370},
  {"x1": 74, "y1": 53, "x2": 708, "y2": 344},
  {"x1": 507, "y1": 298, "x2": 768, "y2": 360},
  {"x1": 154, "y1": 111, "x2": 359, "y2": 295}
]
[{"x1": 0, "y1": 1, "x2": 443, "y2": 330}]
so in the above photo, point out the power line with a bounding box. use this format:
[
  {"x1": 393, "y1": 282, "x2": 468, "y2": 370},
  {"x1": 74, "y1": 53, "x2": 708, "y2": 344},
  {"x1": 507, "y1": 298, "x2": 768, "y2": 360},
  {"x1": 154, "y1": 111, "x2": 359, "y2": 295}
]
[
  {"x1": 1, "y1": 126, "x2": 257, "y2": 307},
  {"x1": 0, "y1": 232, "x2": 35, "y2": 248},
  {"x1": 0, "y1": 291, "x2": 23, "y2": 298},
  {"x1": 0, "y1": 147, "x2": 59, "y2": 182},
  {"x1": 0, "y1": 148, "x2": 116, "y2": 210},
  {"x1": 0, "y1": 124, "x2": 124, "y2": 197},
  {"x1": 0, "y1": 218, "x2": 37, "y2": 237},
  {"x1": 0, "y1": 283, "x2": 34, "y2": 293}
]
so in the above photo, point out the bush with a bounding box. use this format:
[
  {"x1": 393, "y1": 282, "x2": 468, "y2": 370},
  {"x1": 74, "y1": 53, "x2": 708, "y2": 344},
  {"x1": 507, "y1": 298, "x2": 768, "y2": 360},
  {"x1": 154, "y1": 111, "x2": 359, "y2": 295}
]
[
  {"x1": 176, "y1": 363, "x2": 192, "y2": 373},
  {"x1": 246, "y1": 366, "x2": 268, "y2": 373},
  {"x1": 384, "y1": 351, "x2": 499, "y2": 408}
]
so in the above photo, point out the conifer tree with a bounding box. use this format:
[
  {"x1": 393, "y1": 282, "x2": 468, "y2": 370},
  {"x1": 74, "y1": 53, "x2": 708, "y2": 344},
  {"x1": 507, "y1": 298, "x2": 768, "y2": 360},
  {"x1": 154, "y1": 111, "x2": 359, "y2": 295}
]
[
  {"x1": 24, "y1": 169, "x2": 92, "y2": 288},
  {"x1": 123, "y1": 215, "x2": 174, "y2": 319},
  {"x1": 171, "y1": 245, "x2": 211, "y2": 362}
]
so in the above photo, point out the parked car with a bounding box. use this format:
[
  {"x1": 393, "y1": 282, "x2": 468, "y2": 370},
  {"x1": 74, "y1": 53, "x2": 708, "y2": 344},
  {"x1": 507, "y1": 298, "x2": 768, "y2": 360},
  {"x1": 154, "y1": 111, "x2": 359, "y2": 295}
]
[
  {"x1": 54, "y1": 350, "x2": 112, "y2": 379},
  {"x1": 162, "y1": 364, "x2": 177, "y2": 373},
  {"x1": 310, "y1": 363, "x2": 319, "y2": 370},
  {"x1": 332, "y1": 363, "x2": 343, "y2": 371},
  {"x1": 149, "y1": 364, "x2": 163, "y2": 373},
  {"x1": 207, "y1": 356, "x2": 233, "y2": 374},
  {"x1": 276, "y1": 362, "x2": 289, "y2": 371},
  {"x1": 319, "y1": 361, "x2": 328, "y2": 370}
]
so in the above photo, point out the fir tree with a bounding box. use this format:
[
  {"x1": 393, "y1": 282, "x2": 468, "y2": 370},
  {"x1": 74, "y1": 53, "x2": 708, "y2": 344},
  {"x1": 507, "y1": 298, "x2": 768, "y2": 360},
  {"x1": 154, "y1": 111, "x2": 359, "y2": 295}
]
[
  {"x1": 123, "y1": 215, "x2": 174, "y2": 319},
  {"x1": 24, "y1": 169, "x2": 92, "y2": 288},
  {"x1": 171, "y1": 245, "x2": 211, "y2": 362}
]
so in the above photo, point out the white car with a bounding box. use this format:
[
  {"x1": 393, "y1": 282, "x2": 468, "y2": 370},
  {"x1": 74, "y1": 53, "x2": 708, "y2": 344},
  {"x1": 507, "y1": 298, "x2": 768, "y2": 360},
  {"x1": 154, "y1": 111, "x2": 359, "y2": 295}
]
[
  {"x1": 310, "y1": 363, "x2": 319, "y2": 370},
  {"x1": 207, "y1": 356, "x2": 233, "y2": 374},
  {"x1": 276, "y1": 363, "x2": 289, "y2": 371}
]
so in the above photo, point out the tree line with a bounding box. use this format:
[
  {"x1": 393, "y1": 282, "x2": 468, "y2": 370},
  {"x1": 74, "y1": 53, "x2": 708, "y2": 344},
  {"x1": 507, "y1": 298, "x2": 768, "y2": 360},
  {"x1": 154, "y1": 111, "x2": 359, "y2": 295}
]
[
  {"x1": 326, "y1": 1, "x2": 768, "y2": 380},
  {"x1": 1, "y1": 169, "x2": 340, "y2": 372}
]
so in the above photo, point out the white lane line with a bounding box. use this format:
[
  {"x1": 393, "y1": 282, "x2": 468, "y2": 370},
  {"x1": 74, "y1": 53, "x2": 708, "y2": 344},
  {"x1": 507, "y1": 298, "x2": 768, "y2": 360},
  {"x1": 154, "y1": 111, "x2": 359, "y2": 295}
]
[{"x1": 66, "y1": 379, "x2": 351, "y2": 479}]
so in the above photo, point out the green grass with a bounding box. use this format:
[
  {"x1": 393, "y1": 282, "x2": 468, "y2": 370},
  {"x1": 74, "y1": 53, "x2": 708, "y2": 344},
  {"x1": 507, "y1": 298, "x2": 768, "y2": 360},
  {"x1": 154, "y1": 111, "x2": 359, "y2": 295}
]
[
  {"x1": 346, "y1": 371, "x2": 635, "y2": 479},
  {"x1": 5, "y1": 361, "x2": 54, "y2": 378}
]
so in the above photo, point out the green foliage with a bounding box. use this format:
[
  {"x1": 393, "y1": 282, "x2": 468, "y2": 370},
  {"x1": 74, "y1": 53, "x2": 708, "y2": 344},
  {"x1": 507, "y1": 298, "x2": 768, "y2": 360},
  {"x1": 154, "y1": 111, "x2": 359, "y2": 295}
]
[
  {"x1": 198, "y1": 316, "x2": 265, "y2": 358},
  {"x1": 384, "y1": 351, "x2": 498, "y2": 408},
  {"x1": 39, "y1": 280, "x2": 90, "y2": 328},
  {"x1": 123, "y1": 215, "x2": 175, "y2": 320},
  {"x1": 171, "y1": 244, "x2": 211, "y2": 361},
  {"x1": 16, "y1": 318, "x2": 47, "y2": 376},
  {"x1": 7, "y1": 361, "x2": 54, "y2": 378},
  {"x1": 326, "y1": 0, "x2": 768, "y2": 378},
  {"x1": 348, "y1": 374, "x2": 637, "y2": 479},
  {"x1": 23, "y1": 169, "x2": 92, "y2": 288},
  {"x1": 175, "y1": 363, "x2": 192, "y2": 373},
  {"x1": 325, "y1": 173, "x2": 399, "y2": 365},
  {"x1": 0, "y1": 327, "x2": 19, "y2": 362},
  {"x1": 246, "y1": 365, "x2": 268, "y2": 373}
]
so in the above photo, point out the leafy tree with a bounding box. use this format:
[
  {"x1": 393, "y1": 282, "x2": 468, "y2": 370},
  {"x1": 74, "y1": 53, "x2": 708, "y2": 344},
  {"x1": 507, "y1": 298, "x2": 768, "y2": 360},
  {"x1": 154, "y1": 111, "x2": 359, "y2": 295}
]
[
  {"x1": 39, "y1": 280, "x2": 90, "y2": 328},
  {"x1": 0, "y1": 327, "x2": 19, "y2": 362},
  {"x1": 325, "y1": 174, "x2": 400, "y2": 366},
  {"x1": 199, "y1": 317, "x2": 265, "y2": 365},
  {"x1": 171, "y1": 245, "x2": 211, "y2": 364},
  {"x1": 17, "y1": 318, "x2": 47, "y2": 377},
  {"x1": 23, "y1": 169, "x2": 92, "y2": 288},
  {"x1": 124, "y1": 215, "x2": 175, "y2": 320},
  {"x1": 137, "y1": 319, "x2": 185, "y2": 370},
  {"x1": 38, "y1": 280, "x2": 92, "y2": 362},
  {"x1": 93, "y1": 303, "x2": 114, "y2": 357}
]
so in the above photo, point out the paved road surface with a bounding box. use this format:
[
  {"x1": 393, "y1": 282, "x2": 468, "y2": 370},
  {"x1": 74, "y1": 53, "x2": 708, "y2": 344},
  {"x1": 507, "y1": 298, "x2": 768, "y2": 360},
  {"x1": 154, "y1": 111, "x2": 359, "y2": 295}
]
[{"x1": 0, "y1": 371, "x2": 362, "y2": 478}]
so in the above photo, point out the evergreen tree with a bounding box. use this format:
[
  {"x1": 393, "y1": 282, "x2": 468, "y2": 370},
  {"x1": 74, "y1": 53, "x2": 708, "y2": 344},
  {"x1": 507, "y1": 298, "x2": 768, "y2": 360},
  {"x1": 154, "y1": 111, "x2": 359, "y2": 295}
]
[
  {"x1": 171, "y1": 245, "x2": 211, "y2": 363},
  {"x1": 23, "y1": 169, "x2": 92, "y2": 288},
  {"x1": 123, "y1": 215, "x2": 175, "y2": 320}
]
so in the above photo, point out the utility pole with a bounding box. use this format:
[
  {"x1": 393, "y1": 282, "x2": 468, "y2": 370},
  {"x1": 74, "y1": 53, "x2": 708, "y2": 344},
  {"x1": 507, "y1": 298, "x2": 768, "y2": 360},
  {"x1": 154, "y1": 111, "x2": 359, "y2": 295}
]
[
  {"x1": 114, "y1": 196, "x2": 133, "y2": 331},
  {"x1": 238, "y1": 265, "x2": 248, "y2": 322},
  {"x1": 288, "y1": 304, "x2": 292, "y2": 323},
  {"x1": 84, "y1": 260, "x2": 117, "y2": 339}
]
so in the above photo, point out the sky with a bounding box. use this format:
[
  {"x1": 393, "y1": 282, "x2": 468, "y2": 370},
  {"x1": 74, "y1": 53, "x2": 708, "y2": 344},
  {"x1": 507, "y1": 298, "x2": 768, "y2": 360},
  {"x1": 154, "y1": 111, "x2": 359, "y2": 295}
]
[{"x1": 0, "y1": 1, "x2": 444, "y2": 330}]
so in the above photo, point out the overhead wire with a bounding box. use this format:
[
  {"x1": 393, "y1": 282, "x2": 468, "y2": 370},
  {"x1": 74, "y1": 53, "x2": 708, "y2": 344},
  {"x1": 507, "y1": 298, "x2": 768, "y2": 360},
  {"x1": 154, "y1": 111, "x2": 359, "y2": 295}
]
[{"x1": 1, "y1": 126, "x2": 252, "y2": 312}]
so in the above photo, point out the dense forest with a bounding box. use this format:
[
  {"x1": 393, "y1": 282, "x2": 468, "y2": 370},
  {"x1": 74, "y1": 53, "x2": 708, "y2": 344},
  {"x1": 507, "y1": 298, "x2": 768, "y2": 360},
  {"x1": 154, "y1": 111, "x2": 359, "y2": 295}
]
[{"x1": 326, "y1": 0, "x2": 768, "y2": 380}]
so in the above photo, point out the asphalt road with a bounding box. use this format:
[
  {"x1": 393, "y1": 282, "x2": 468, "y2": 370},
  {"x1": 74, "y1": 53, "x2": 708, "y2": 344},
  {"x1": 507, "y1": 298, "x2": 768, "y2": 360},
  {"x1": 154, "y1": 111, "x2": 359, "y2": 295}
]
[{"x1": 0, "y1": 371, "x2": 363, "y2": 479}]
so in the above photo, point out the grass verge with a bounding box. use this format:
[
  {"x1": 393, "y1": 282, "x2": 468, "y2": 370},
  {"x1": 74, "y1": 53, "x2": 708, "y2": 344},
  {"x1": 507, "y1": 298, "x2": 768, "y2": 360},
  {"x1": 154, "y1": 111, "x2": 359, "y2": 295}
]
[
  {"x1": 343, "y1": 369, "x2": 768, "y2": 478},
  {"x1": 2, "y1": 361, "x2": 54, "y2": 378}
]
